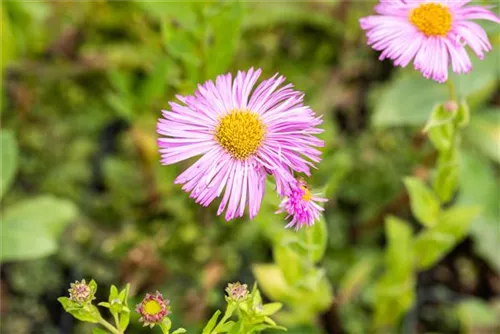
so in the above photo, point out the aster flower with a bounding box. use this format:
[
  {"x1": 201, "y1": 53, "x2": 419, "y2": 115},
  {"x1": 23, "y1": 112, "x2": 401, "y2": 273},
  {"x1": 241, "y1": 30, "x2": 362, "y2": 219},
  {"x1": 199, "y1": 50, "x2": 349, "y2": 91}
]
[
  {"x1": 157, "y1": 68, "x2": 324, "y2": 221},
  {"x1": 276, "y1": 178, "x2": 327, "y2": 230},
  {"x1": 360, "y1": 0, "x2": 500, "y2": 83},
  {"x1": 136, "y1": 291, "x2": 170, "y2": 328},
  {"x1": 225, "y1": 282, "x2": 249, "y2": 302}
]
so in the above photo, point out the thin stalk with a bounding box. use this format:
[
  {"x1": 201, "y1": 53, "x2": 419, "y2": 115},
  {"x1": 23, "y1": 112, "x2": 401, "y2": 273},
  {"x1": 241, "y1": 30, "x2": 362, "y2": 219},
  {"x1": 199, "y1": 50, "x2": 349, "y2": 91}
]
[
  {"x1": 98, "y1": 316, "x2": 122, "y2": 334},
  {"x1": 446, "y1": 79, "x2": 457, "y2": 102}
]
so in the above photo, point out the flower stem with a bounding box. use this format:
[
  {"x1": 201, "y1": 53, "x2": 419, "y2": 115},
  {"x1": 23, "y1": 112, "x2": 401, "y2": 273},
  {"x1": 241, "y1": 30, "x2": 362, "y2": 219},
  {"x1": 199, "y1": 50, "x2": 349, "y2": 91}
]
[
  {"x1": 98, "y1": 316, "x2": 122, "y2": 334},
  {"x1": 446, "y1": 79, "x2": 457, "y2": 102}
]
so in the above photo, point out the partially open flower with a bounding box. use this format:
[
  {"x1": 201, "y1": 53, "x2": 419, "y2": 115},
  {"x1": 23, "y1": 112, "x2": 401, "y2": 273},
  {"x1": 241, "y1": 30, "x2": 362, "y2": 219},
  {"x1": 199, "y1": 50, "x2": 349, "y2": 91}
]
[
  {"x1": 68, "y1": 280, "x2": 92, "y2": 304},
  {"x1": 225, "y1": 282, "x2": 249, "y2": 302},
  {"x1": 276, "y1": 178, "x2": 327, "y2": 230},
  {"x1": 136, "y1": 291, "x2": 170, "y2": 328}
]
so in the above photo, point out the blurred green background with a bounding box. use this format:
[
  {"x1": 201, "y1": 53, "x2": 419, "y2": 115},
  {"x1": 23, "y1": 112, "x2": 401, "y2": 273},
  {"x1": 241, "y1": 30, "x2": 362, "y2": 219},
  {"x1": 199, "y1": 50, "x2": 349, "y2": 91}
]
[{"x1": 1, "y1": 1, "x2": 499, "y2": 333}]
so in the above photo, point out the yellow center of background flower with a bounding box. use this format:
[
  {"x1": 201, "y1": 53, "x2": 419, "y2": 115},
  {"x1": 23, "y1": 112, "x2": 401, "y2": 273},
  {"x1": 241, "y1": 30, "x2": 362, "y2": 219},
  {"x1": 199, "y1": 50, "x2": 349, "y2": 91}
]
[
  {"x1": 144, "y1": 300, "x2": 162, "y2": 315},
  {"x1": 301, "y1": 185, "x2": 312, "y2": 201},
  {"x1": 410, "y1": 3, "x2": 452, "y2": 37},
  {"x1": 215, "y1": 110, "x2": 266, "y2": 160}
]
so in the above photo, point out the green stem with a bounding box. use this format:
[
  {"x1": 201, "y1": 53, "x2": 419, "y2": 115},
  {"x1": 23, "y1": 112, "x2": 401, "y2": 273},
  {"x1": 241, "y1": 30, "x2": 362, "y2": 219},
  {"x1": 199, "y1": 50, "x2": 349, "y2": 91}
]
[
  {"x1": 446, "y1": 79, "x2": 457, "y2": 102},
  {"x1": 113, "y1": 313, "x2": 121, "y2": 332},
  {"x1": 98, "y1": 316, "x2": 122, "y2": 334}
]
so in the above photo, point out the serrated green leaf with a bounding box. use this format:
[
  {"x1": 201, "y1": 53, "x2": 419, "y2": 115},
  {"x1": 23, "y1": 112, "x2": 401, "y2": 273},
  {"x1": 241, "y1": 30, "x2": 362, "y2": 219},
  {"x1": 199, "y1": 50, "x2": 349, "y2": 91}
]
[
  {"x1": 0, "y1": 130, "x2": 18, "y2": 199},
  {"x1": 404, "y1": 177, "x2": 440, "y2": 227}
]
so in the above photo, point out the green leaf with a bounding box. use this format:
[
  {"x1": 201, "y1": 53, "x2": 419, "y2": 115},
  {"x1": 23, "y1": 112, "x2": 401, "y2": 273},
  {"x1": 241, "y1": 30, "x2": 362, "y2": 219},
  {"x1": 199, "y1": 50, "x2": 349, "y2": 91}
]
[
  {"x1": 171, "y1": 329, "x2": 187, "y2": 334},
  {"x1": 273, "y1": 243, "x2": 304, "y2": 284},
  {"x1": 298, "y1": 215, "x2": 328, "y2": 263},
  {"x1": 426, "y1": 105, "x2": 455, "y2": 152},
  {"x1": 0, "y1": 130, "x2": 19, "y2": 198},
  {"x1": 1, "y1": 196, "x2": 78, "y2": 262},
  {"x1": 252, "y1": 264, "x2": 290, "y2": 303},
  {"x1": 404, "y1": 177, "x2": 440, "y2": 227},
  {"x1": 455, "y1": 100, "x2": 470, "y2": 128},
  {"x1": 465, "y1": 108, "x2": 500, "y2": 164},
  {"x1": 227, "y1": 319, "x2": 243, "y2": 334},
  {"x1": 384, "y1": 216, "x2": 414, "y2": 279},
  {"x1": 214, "y1": 321, "x2": 235, "y2": 332},
  {"x1": 433, "y1": 146, "x2": 459, "y2": 203},
  {"x1": 261, "y1": 303, "x2": 282, "y2": 316},
  {"x1": 58, "y1": 297, "x2": 101, "y2": 323},
  {"x1": 371, "y1": 49, "x2": 499, "y2": 127},
  {"x1": 204, "y1": 2, "x2": 244, "y2": 79},
  {"x1": 456, "y1": 299, "x2": 499, "y2": 333},
  {"x1": 92, "y1": 328, "x2": 109, "y2": 334},
  {"x1": 373, "y1": 273, "x2": 415, "y2": 328},
  {"x1": 338, "y1": 256, "x2": 377, "y2": 304},
  {"x1": 458, "y1": 152, "x2": 500, "y2": 273},
  {"x1": 109, "y1": 285, "x2": 119, "y2": 301},
  {"x1": 374, "y1": 217, "x2": 415, "y2": 328},
  {"x1": 202, "y1": 310, "x2": 221, "y2": 334},
  {"x1": 414, "y1": 206, "x2": 480, "y2": 269}
]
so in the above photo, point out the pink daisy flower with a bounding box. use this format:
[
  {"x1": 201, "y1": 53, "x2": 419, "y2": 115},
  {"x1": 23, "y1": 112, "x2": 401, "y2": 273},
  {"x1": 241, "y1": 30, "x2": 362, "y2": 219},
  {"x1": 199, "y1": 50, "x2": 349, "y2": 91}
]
[
  {"x1": 276, "y1": 178, "x2": 327, "y2": 230},
  {"x1": 157, "y1": 68, "x2": 324, "y2": 221},
  {"x1": 360, "y1": 0, "x2": 500, "y2": 83}
]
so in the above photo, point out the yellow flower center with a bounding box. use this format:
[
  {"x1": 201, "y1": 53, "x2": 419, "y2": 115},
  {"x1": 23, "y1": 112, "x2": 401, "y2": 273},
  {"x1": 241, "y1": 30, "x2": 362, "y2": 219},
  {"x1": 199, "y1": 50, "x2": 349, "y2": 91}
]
[
  {"x1": 410, "y1": 3, "x2": 452, "y2": 37},
  {"x1": 144, "y1": 300, "x2": 162, "y2": 315},
  {"x1": 215, "y1": 110, "x2": 266, "y2": 160},
  {"x1": 301, "y1": 185, "x2": 312, "y2": 201}
]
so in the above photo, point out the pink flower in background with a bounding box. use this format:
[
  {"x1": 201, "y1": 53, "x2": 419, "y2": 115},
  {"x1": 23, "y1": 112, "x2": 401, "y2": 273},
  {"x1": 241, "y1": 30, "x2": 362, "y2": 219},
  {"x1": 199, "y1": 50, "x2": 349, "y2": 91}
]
[
  {"x1": 276, "y1": 178, "x2": 327, "y2": 230},
  {"x1": 360, "y1": 0, "x2": 500, "y2": 83},
  {"x1": 157, "y1": 68, "x2": 324, "y2": 221}
]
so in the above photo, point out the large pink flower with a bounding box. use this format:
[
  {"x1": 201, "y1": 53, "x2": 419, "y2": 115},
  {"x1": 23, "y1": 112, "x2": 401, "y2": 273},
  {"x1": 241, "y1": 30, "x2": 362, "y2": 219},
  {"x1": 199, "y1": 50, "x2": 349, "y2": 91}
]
[
  {"x1": 157, "y1": 68, "x2": 323, "y2": 221},
  {"x1": 360, "y1": 0, "x2": 500, "y2": 83}
]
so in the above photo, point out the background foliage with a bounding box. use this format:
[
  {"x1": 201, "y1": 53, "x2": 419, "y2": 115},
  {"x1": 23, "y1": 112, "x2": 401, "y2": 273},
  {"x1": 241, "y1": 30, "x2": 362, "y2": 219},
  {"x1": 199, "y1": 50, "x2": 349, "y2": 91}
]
[{"x1": 1, "y1": 1, "x2": 499, "y2": 333}]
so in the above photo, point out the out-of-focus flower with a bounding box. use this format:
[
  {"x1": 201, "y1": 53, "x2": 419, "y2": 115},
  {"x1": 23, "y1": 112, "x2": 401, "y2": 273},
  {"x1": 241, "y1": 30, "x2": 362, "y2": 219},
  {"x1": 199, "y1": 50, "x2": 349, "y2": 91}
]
[
  {"x1": 225, "y1": 282, "x2": 249, "y2": 302},
  {"x1": 68, "y1": 279, "x2": 93, "y2": 304},
  {"x1": 360, "y1": 0, "x2": 500, "y2": 83},
  {"x1": 277, "y1": 178, "x2": 327, "y2": 230},
  {"x1": 136, "y1": 291, "x2": 170, "y2": 328},
  {"x1": 157, "y1": 68, "x2": 323, "y2": 221}
]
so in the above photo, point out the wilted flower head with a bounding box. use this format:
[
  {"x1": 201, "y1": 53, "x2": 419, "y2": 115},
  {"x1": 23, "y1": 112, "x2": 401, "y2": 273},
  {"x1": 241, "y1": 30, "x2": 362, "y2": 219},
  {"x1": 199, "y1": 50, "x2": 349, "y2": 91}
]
[
  {"x1": 157, "y1": 68, "x2": 324, "y2": 221},
  {"x1": 360, "y1": 0, "x2": 500, "y2": 83},
  {"x1": 136, "y1": 291, "x2": 170, "y2": 328},
  {"x1": 225, "y1": 282, "x2": 249, "y2": 302},
  {"x1": 68, "y1": 279, "x2": 92, "y2": 304},
  {"x1": 277, "y1": 178, "x2": 327, "y2": 230}
]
